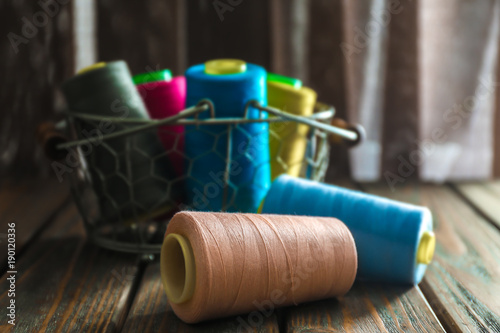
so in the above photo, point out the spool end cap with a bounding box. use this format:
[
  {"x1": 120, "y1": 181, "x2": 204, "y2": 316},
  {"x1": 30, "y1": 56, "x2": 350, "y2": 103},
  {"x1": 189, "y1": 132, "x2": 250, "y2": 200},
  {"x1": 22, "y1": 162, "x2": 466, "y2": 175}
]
[
  {"x1": 205, "y1": 59, "x2": 246, "y2": 75},
  {"x1": 161, "y1": 233, "x2": 196, "y2": 304},
  {"x1": 77, "y1": 62, "x2": 107, "y2": 74},
  {"x1": 416, "y1": 231, "x2": 436, "y2": 265}
]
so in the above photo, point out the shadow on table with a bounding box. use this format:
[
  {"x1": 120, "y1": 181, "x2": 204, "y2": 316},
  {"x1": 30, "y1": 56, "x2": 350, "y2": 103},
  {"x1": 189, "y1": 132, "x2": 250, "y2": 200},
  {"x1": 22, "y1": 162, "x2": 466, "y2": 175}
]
[
  {"x1": 282, "y1": 281, "x2": 416, "y2": 332},
  {"x1": 123, "y1": 279, "x2": 414, "y2": 333},
  {"x1": 125, "y1": 310, "x2": 282, "y2": 333}
]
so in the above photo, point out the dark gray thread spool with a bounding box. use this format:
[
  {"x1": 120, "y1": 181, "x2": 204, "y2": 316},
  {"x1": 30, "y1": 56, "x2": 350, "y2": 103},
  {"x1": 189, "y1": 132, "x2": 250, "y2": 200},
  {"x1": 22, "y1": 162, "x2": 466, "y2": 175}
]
[{"x1": 62, "y1": 61, "x2": 178, "y2": 225}]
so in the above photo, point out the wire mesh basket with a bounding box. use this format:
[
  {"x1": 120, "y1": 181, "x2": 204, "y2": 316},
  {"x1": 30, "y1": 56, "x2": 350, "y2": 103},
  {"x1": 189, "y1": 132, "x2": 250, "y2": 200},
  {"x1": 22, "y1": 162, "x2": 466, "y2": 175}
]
[{"x1": 52, "y1": 100, "x2": 359, "y2": 254}]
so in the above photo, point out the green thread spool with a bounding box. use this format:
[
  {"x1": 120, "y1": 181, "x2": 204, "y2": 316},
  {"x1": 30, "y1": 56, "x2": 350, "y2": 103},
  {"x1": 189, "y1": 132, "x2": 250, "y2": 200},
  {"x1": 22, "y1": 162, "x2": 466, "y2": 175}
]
[
  {"x1": 62, "y1": 61, "x2": 178, "y2": 224},
  {"x1": 267, "y1": 73, "x2": 302, "y2": 89},
  {"x1": 133, "y1": 69, "x2": 173, "y2": 85}
]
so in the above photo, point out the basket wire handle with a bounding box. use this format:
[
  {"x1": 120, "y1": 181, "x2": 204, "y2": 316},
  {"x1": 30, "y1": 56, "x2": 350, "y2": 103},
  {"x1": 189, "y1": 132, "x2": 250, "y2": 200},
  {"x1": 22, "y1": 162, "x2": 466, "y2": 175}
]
[
  {"x1": 193, "y1": 99, "x2": 215, "y2": 129},
  {"x1": 54, "y1": 99, "x2": 362, "y2": 152},
  {"x1": 57, "y1": 101, "x2": 213, "y2": 150},
  {"x1": 246, "y1": 100, "x2": 362, "y2": 143}
]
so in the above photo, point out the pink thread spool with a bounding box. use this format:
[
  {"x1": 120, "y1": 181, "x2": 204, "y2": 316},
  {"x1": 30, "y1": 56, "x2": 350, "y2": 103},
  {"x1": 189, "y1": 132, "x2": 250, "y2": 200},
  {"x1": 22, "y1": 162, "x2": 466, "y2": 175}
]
[{"x1": 136, "y1": 74, "x2": 186, "y2": 177}]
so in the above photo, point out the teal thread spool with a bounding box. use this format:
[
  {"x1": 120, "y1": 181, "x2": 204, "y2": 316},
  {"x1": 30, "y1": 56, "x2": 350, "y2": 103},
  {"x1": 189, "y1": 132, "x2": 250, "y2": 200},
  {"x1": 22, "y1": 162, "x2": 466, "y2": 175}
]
[
  {"x1": 62, "y1": 61, "x2": 178, "y2": 224},
  {"x1": 184, "y1": 59, "x2": 271, "y2": 212},
  {"x1": 261, "y1": 175, "x2": 435, "y2": 285}
]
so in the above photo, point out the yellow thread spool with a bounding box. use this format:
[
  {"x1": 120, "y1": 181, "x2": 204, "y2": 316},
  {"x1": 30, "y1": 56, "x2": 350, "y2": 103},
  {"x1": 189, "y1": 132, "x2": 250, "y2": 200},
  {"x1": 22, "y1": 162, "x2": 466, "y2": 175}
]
[
  {"x1": 161, "y1": 233, "x2": 196, "y2": 304},
  {"x1": 268, "y1": 80, "x2": 317, "y2": 179}
]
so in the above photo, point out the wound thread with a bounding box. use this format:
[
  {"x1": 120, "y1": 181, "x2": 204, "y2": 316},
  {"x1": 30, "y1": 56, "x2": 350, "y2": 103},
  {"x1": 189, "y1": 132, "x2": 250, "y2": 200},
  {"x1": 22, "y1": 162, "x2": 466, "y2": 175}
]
[
  {"x1": 161, "y1": 211, "x2": 358, "y2": 323},
  {"x1": 262, "y1": 175, "x2": 434, "y2": 285},
  {"x1": 267, "y1": 79, "x2": 317, "y2": 179},
  {"x1": 184, "y1": 60, "x2": 271, "y2": 212},
  {"x1": 62, "y1": 61, "x2": 178, "y2": 224},
  {"x1": 136, "y1": 75, "x2": 187, "y2": 177}
]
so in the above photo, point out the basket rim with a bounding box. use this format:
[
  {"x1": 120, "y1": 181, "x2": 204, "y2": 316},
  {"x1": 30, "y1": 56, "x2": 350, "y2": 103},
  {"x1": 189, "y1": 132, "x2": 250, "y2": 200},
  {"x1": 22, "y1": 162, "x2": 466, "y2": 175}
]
[{"x1": 57, "y1": 100, "x2": 345, "y2": 150}]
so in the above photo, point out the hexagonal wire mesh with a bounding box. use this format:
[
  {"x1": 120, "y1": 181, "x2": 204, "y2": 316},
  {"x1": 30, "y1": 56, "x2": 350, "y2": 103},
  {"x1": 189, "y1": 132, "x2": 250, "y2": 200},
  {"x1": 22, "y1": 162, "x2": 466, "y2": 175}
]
[{"x1": 61, "y1": 100, "x2": 349, "y2": 254}]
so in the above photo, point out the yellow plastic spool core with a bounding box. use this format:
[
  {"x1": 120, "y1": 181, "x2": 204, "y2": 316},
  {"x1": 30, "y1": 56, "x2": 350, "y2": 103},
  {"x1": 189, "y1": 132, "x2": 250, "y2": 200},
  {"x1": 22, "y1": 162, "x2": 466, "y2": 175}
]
[
  {"x1": 77, "y1": 62, "x2": 107, "y2": 74},
  {"x1": 160, "y1": 233, "x2": 196, "y2": 304},
  {"x1": 257, "y1": 199, "x2": 265, "y2": 214},
  {"x1": 416, "y1": 231, "x2": 436, "y2": 265},
  {"x1": 205, "y1": 59, "x2": 246, "y2": 75}
]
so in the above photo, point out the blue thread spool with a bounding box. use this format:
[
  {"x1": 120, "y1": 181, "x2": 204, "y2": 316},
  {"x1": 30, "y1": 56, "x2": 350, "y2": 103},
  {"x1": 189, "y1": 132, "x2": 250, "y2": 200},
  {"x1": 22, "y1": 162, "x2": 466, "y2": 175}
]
[
  {"x1": 261, "y1": 175, "x2": 435, "y2": 284},
  {"x1": 184, "y1": 59, "x2": 270, "y2": 212}
]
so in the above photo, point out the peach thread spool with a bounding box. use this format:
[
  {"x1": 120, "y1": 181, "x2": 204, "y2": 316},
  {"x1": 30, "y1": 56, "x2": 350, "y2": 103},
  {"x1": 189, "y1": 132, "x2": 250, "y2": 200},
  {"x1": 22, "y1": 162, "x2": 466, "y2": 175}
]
[{"x1": 160, "y1": 211, "x2": 358, "y2": 323}]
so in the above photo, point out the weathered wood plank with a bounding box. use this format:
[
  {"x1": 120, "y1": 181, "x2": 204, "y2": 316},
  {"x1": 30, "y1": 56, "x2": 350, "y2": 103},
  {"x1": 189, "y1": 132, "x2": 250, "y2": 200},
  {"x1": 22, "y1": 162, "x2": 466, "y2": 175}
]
[
  {"x1": 0, "y1": 202, "x2": 141, "y2": 332},
  {"x1": 97, "y1": 0, "x2": 187, "y2": 75},
  {"x1": 270, "y1": 0, "x2": 308, "y2": 79},
  {"x1": 0, "y1": 182, "x2": 29, "y2": 220},
  {"x1": 269, "y1": 0, "x2": 292, "y2": 76},
  {"x1": 282, "y1": 180, "x2": 443, "y2": 332},
  {"x1": 454, "y1": 181, "x2": 500, "y2": 230},
  {"x1": 285, "y1": 282, "x2": 444, "y2": 333},
  {"x1": 493, "y1": 35, "x2": 500, "y2": 178},
  {"x1": 0, "y1": 0, "x2": 74, "y2": 177},
  {"x1": 381, "y1": 0, "x2": 419, "y2": 181},
  {"x1": 121, "y1": 261, "x2": 280, "y2": 333},
  {"x1": 0, "y1": 178, "x2": 70, "y2": 268},
  {"x1": 495, "y1": 41, "x2": 500, "y2": 177},
  {"x1": 307, "y1": 0, "x2": 350, "y2": 181},
  {"x1": 188, "y1": 0, "x2": 270, "y2": 68},
  {"x1": 364, "y1": 183, "x2": 500, "y2": 332},
  {"x1": 342, "y1": 0, "x2": 388, "y2": 182}
]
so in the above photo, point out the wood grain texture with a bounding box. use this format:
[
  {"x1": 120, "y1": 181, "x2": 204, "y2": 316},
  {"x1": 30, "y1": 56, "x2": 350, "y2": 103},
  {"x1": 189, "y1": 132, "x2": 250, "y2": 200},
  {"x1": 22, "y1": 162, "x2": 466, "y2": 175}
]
[
  {"x1": 454, "y1": 181, "x2": 500, "y2": 230},
  {"x1": 269, "y1": 0, "x2": 291, "y2": 76},
  {"x1": 282, "y1": 180, "x2": 443, "y2": 333},
  {"x1": 270, "y1": 0, "x2": 308, "y2": 79},
  {"x1": 307, "y1": 0, "x2": 350, "y2": 181},
  {"x1": 494, "y1": 44, "x2": 500, "y2": 178},
  {"x1": 0, "y1": 0, "x2": 74, "y2": 177},
  {"x1": 364, "y1": 183, "x2": 500, "y2": 332},
  {"x1": 0, "y1": 178, "x2": 70, "y2": 268},
  {"x1": 285, "y1": 282, "x2": 444, "y2": 333},
  {"x1": 342, "y1": 0, "x2": 388, "y2": 182},
  {"x1": 97, "y1": 0, "x2": 187, "y2": 75},
  {"x1": 0, "y1": 202, "x2": 141, "y2": 332},
  {"x1": 188, "y1": 0, "x2": 270, "y2": 69},
  {"x1": 122, "y1": 261, "x2": 280, "y2": 333},
  {"x1": 307, "y1": 0, "x2": 346, "y2": 116},
  {"x1": 381, "y1": 0, "x2": 419, "y2": 180}
]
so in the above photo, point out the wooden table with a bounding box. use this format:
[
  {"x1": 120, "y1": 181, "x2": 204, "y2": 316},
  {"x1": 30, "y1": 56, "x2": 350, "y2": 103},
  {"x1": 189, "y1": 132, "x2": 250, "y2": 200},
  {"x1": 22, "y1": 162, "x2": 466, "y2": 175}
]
[{"x1": 1, "y1": 178, "x2": 499, "y2": 332}]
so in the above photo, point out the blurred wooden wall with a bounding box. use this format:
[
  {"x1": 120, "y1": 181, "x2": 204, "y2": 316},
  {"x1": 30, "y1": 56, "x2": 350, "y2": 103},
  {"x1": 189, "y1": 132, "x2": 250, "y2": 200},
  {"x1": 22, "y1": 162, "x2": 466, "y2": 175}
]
[
  {"x1": 0, "y1": 0, "x2": 74, "y2": 179},
  {"x1": 2, "y1": 0, "x2": 500, "y2": 182}
]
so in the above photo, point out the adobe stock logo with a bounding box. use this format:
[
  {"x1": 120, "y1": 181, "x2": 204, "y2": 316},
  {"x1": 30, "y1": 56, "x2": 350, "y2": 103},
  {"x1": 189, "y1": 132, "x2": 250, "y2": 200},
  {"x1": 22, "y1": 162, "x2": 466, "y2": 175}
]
[
  {"x1": 213, "y1": 0, "x2": 243, "y2": 21},
  {"x1": 7, "y1": 0, "x2": 70, "y2": 54},
  {"x1": 340, "y1": 0, "x2": 408, "y2": 63}
]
